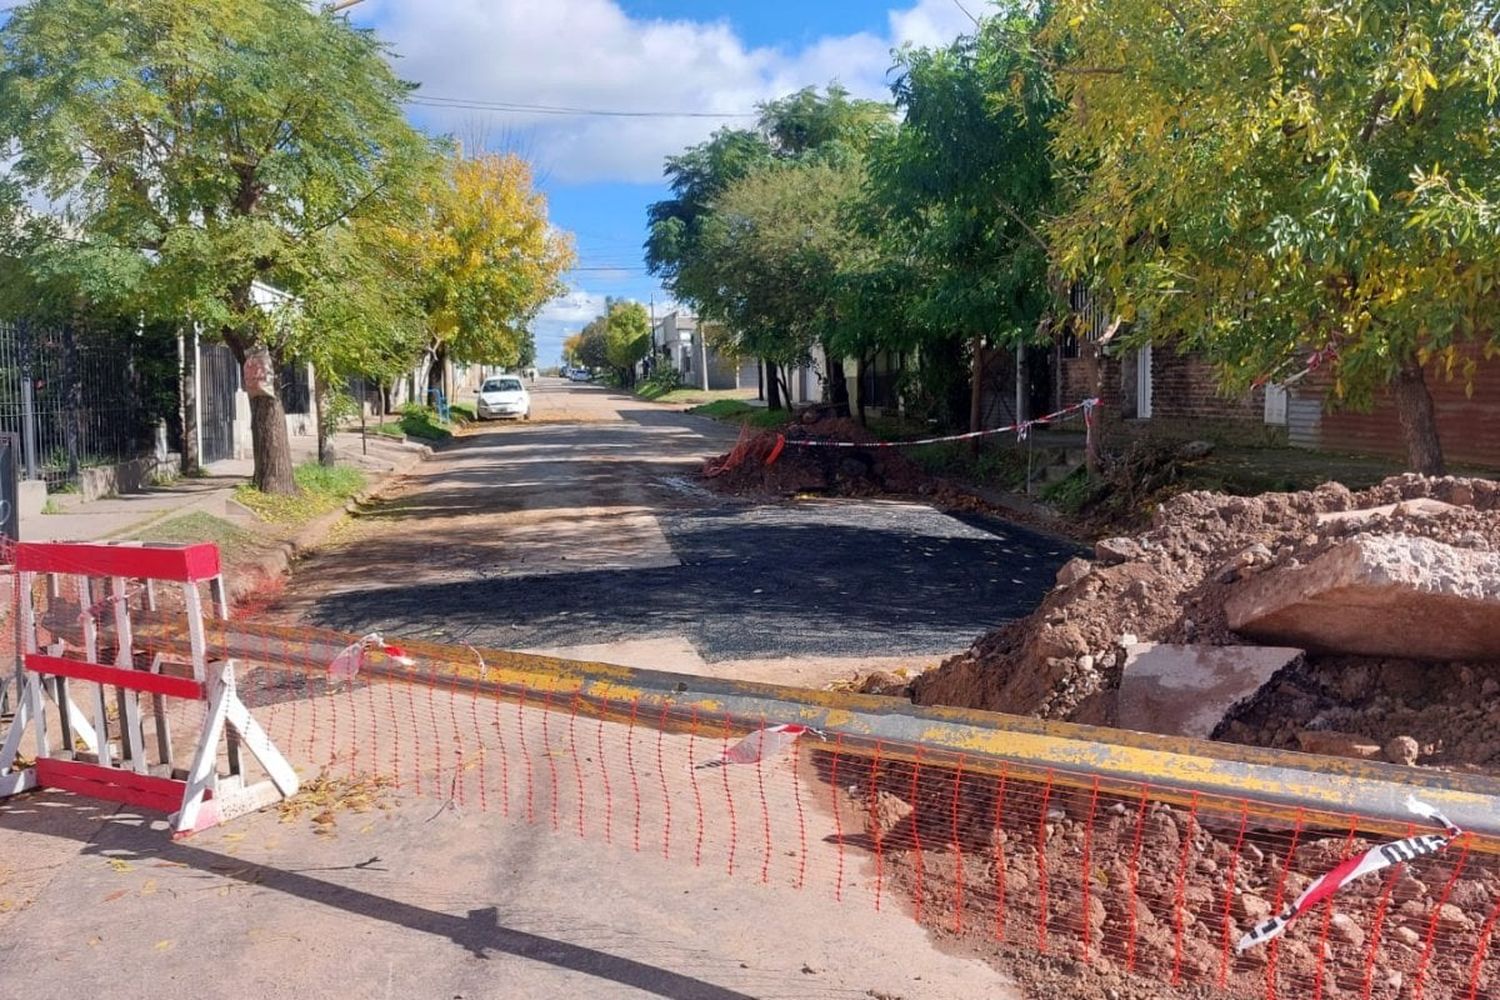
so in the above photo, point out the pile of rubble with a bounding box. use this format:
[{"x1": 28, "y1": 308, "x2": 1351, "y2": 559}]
[
  {"x1": 910, "y1": 474, "x2": 1500, "y2": 770},
  {"x1": 703, "y1": 415, "x2": 933, "y2": 498}
]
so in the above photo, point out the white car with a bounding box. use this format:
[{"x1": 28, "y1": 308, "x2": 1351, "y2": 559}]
[{"x1": 475, "y1": 376, "x2": 531, "y2": 420}]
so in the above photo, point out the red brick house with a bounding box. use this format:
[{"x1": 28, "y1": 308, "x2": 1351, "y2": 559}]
[{"x1": 1047, "y1": 336, "x2": 1500, "y2": 469}]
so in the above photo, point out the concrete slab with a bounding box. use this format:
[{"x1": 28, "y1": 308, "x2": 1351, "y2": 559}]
[
  {"x1": 1117, "y1": 642, "x2": 1303, "y2": 739},
  {"x1": 1226, "y1": 534, "x2": 1500, "y2": 660},
  {"x1": 1315, "y1": 498, "x2": 1459, "y2": 526}
]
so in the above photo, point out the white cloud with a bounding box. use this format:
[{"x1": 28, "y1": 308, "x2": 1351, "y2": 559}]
[
  {"x1": 537, "y1": 288, "x2": 609, "y2": 327},
  {"x1": 531, "y1": 288, "x2": 604, "y2": 365},
  {"x1": 369, "y1": 0, "x2": 973, "y2": 184},
  {"x1": 888, "y1": 0, "x2": 979, "y2": 49}
]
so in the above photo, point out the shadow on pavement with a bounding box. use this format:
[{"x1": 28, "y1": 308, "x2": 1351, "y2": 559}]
[{"x1": 0, "y1": 797, "x2": 756, "y2": 1000}]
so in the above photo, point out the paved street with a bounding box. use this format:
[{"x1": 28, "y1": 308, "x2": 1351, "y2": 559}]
[
  {"x1": 0, "y1": 381, "x2": 1063, "y2": 1000},
  {"x1": 276, "y1": 378, "x2": 1072, "y2": 686}
]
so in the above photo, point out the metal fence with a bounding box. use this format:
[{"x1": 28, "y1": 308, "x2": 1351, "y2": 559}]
[{"x1": 0, "y1": 318, "x2": 180, "y2": 487}]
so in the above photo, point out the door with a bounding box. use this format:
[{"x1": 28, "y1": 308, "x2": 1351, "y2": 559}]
[
  {"x1": 1136, "y1": 344, "x2": 1154, "y2": 420},
  {"x1": 199, "y1": 344, "x2": 239, "y2": 464}
]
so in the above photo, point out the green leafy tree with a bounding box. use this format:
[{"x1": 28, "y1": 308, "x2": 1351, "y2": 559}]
[
  {"x1": 646, "y1": 85, "x2": 890, "y2": 408},
  {"x1": 0, "y1": 0, "x2": 431, "y2": 493},
  {"x1": 864, "y1": 8, "x2": 1060, "y2": 433},
  {"x1": 574, "y1": 318, "x2": 611, "y2": 372},
  {"x1": 603, "y1": 300, "x2": 651, "y2": 387},
  {"x1": 695, "y1": 158, "x2": 870, "y2": 409},
  {"x1": 387, "y1": 151, "x2": 575, "y2": 400},
  {"x1": 1048, "y1": 0, "x2": 1500, "y2": 474}
]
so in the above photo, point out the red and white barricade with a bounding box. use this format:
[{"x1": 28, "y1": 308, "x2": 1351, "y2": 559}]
[{"x1": 0, "y1": 541, "x2": 297, "y2": 837}]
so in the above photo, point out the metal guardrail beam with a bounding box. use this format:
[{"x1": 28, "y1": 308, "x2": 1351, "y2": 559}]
[{"x1": 126, "y1": 615, "x2": 1500, "y2": 846}]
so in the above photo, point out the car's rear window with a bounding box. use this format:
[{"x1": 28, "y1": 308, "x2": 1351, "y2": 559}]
[{"x1": 483, "y1": 378, "x2": 523, "y2": 392}]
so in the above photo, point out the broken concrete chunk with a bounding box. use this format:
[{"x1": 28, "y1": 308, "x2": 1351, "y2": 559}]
[
  {"x1": 1055, "y1": 556, "x2": 1093, "y2": 587},
  {"x1": 1315, "y1": 498, "x2": 1460, "y2": 526},
  {"x1": 1116, "y1": 643, "x2": 1303, "y2": 739},
  {"x1": 1226, "y1": 534, "x2": 1500, "y2": 660},
  {"x1": 1094, "y1": 536, "x2": 1142, "y2": 565}
]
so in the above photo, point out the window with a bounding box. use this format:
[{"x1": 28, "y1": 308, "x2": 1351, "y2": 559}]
[{"x1": 483, "y1": 378, "x2": 523, "y2": 392}]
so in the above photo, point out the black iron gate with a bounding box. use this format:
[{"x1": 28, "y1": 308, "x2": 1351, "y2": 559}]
[{"x1": 200, "y1": 344, "x2": 239, "y2": 465}]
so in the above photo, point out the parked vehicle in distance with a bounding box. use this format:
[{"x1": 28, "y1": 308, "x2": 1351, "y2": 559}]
[
  {"x1": 567, "y1": 368, "x2": 592, "y2": 383},
  {"x1": 475, "y1": 375, "x2": 530, "y2": 420}
]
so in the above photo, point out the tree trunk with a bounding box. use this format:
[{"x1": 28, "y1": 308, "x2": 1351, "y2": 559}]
[
  {"x1": 314, "y1": 368, "x2": 335, "y2": 467},
  {"x1": 855, "y1": 354, "x2": 868, "y2": 426},
  {"x1": 224, "y1": 325, "x2": 298, "y2": 495},
  {"x1": 250, "y1": 393, "x2": 297, "y2": 494},
  {"x1": 765, "y1": 359, "x2": 782, "y2": 410},
  {"x1": 1393, "y1": 355, "x2": 1446, "y2": 476},
  {"x1": 968, "y1": 332, "x2": 985, "y2": 455},
  {"x1": 826, "y1": 353, "x2": 850, "y2": 418},
  {"x1": 180, "y1": 328, "x2": 199, "y2": 474},
  {"x1": 426, "y1": 345, "x2": 447, "y2": 409}
]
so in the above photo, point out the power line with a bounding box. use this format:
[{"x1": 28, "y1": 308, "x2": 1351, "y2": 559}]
[{"x1": 406, "y1": 94, "x2": 757, "y2": 120}]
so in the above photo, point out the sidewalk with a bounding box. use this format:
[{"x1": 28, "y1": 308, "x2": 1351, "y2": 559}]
[{"x1": 22, "y1": 430, "x2": 429, "y2": 543}]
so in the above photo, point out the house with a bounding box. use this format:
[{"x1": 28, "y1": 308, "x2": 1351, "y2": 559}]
[
  {"x1": 648, "y1": 311, "x2": 759, "y2": 392},
  {"x1": 1044, "y1": 293, "x2": 1500, "y2": 467}
]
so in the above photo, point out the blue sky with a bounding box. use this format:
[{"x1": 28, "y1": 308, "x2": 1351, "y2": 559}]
[{"x1": 354, "y1": 0, "x2": 974, "y2": 365}]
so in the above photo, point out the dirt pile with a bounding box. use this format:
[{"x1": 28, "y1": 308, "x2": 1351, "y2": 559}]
[
  {"x1": 910, "y1": 474, "x2": 1500, "y2": 765},
  {"x1": 703, "y1": 416, "x2": 934, "y2": 498}
]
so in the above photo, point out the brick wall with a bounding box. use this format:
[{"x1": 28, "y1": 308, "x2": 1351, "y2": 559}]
[
  {"x1": 1148, "y1": 349, "x2": 1265, "y2": 423},
  {"x1": 1298, "y1": 347, "x2": 1500, "y2": 469}
]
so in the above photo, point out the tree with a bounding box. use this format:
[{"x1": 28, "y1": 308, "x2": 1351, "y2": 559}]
[
  {"x1": 287, "y1": 209, "x2": 429, "y2": 465},
  {"x1": 694, "y1": 158, "x2": 870, "y2": 410},
  {"x1": 864, "y1": 9, "x2": 1060, "y2": 435},
  {"x1": 646, "y1": 86, "x2": 891, "y2": 408},
  {"x1": 389, "y1": 151, "x2": 574, "y2": 402},
  {"x1": 562, "y1": 332, "x2": 585, "y2": 367},
  {"x1": 0, "y1": 0, "x2": 431, "y2": 493},
  {"x1": 1047, "y1": 0, "x2": 1500, "y2": 474},
  {"x1": 573, "y1": 318, "x2": 611, "y2": 372},
  {"x1": 602, "y1": 300, "x2": 651, "y2": 387}
]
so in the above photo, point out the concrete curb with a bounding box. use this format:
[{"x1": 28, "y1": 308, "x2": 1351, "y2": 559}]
[{"x1": 225, "y1": 443, "x2": 433, "y2": 605}]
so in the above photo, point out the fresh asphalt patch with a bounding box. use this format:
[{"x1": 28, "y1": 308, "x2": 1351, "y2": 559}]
[{"x1": 306, "y1": 500, "x2": 1077, "y2": 661}]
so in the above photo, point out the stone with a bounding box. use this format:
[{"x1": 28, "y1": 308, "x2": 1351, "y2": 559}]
[
  {"x1": 865, "y1": 790, "x2": 912, "y2": 839},
  {"x1": 1225, "y1": 535, "x2": 1500, "y2": 660},
  {"x1": 1384, "y1": 735, "x2": 1421, "y2": 766},
  {"x1": 1330, "y1": 912, "x2": 1366, "y2": 948},
  {"x1": 1056, "y1": 557, "x2": 1094, "y2": 588},
  {"x1": 1315, "y1": 498, "x2": 1460, "y2": 526},
  {"x1": 1095, "y1": 536, "x2": 1142, "y2": 565},
  {"x1": 1178, "y1": 440, "x2": 1215, "y2": 459},
  {"x1": 1393, "y1": 926, "x2": 1422, "y2": 947},
  {"x1": 1295, "y1": 730, "x2": 1382, "y2": 761},
  {"x1": 1116, "y1": 643, "x2": 1304, "y2": 739},
  {"x1": 1436, "y1": 903, "x2": 1473, "y2": 933},
  {"x1": 1237, "y1": 893, "x2": 1272, "y2": 922},
  {"x1": 858, "y1": 670, "x2": 908, "y2": 696}
]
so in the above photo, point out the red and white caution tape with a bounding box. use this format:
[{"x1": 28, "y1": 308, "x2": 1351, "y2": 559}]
[
  {"x1": 328, "y1": 632, "x2": 415, "y2": 684},
  {"x1": 696, "y1": 723, "x2": 821, "y2": 769},
  {"x1": 769, "y1": 398, "x2": 1099, "y2": 456},
  {"x1": 1236, "y1": 795, "x2": 1464, "y2": 952}
]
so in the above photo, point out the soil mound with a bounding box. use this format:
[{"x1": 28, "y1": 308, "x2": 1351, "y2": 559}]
[
  {"x1": 703, "y1": 415, "x2": 934, "y2": 498},
  {"x1": 910, "y1": 474, "x2": 1500, "y2": 769}
]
